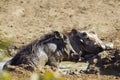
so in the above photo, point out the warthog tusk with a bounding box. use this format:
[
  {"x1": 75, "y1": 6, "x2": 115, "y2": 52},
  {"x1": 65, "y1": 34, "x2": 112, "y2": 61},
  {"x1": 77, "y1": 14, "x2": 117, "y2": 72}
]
[{"x1": 80, "y1": 39, "x2": 84, "y2": 43}]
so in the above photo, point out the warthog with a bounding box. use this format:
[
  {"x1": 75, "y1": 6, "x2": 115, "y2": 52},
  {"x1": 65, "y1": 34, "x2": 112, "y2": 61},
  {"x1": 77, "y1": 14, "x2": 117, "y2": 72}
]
[
  {"x1": 68, "y1": 29, "x2": 107, "y2": 60},
  {"x1": 3, "y1": 31, "x2": 79, "y2": 71}
]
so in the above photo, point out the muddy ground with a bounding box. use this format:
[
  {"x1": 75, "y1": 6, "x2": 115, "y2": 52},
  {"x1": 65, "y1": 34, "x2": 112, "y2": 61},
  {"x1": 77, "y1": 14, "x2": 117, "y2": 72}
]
[{"x1": 0, "y1": 0, "x2": 120, "y2": 80}]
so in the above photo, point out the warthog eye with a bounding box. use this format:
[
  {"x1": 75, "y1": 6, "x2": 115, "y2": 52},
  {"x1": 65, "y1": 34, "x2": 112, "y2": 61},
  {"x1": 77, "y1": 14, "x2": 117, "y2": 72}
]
[{"x1": 82, "y1": 32, "x2": 87, "y2": 37}]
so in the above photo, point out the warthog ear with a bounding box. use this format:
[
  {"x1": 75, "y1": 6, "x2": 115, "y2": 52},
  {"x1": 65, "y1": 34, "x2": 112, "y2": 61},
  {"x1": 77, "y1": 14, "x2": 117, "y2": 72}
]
[
  {"x1": 71, "y1": 29, "x2": 78, "y2": 35},
  {"x1": 53, "y1": 31, "x2": 62, "y2": 39}
]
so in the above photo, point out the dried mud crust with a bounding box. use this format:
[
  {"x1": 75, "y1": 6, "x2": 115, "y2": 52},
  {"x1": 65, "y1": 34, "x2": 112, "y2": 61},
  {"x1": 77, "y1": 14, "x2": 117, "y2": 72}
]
[
  {"x1": 62, "y1": 74, "x2": 120, "y2": 80},
  {"x1": 7, "y1": 68, "x2": 120, "y2": 80},
  {"x1": 5, "y1": 66, "x2": 32, "y2": 80},
  {"x1": 5, "y1": 65, "x2": 120, "y2": 80}
]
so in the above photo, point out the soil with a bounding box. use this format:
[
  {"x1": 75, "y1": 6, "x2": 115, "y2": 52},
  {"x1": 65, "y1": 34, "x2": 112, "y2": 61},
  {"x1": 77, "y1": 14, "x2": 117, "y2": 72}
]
[
  {"x1": 4, "y1": 64, "x2": 120, "y2": 80},
  {"x1": 0, "y1": 0, "x2": 120, "y2": 80}
]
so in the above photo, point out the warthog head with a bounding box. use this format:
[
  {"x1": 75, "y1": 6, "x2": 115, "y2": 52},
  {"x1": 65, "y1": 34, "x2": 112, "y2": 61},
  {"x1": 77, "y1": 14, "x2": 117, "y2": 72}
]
[{"x1": 69, "y1": 29, "x2": 106, "y2": 56}]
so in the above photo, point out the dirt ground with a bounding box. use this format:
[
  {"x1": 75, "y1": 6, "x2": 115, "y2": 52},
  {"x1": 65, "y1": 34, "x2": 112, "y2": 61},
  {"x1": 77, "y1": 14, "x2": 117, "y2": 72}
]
[
  {"x1": 5, "y1": 65, "x2": 120, "y2": 80},
  {"x1": 0, "y1": 0, "x2": 120, "y2": 80}
]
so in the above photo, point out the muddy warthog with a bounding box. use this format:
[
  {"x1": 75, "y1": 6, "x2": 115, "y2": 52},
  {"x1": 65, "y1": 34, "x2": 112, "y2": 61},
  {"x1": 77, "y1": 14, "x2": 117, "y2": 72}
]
[
  {"x1": 68, "y1": 29, "x2": 107, "y2": 60},
  {"x1": 3, "y1": 31, "x2": 79, "y2": 71}
]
